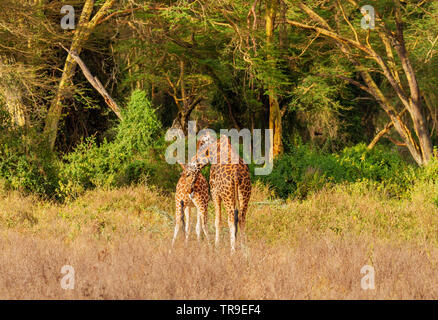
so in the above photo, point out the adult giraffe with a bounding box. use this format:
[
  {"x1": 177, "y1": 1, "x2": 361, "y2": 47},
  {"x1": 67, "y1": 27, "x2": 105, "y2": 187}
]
[{"x1": 187, "y1": 133, "x2": 251, "y2": 251}]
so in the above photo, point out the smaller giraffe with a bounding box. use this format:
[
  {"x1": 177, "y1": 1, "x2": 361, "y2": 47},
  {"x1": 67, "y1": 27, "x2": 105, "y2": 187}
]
[{"x1": 172, "y1": 162, "x2": 210, "y2": 246}]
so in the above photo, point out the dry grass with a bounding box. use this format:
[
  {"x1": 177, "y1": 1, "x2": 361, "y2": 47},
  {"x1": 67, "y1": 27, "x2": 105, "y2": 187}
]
[{"x1": 0, "y1": 182, "x2": 437, "y2": 299}]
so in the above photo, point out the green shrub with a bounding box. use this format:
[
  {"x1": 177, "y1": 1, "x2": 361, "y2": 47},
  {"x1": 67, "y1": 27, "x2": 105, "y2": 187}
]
[
  {"x1": 257, "y1": 143, "x2": 416, "y2": 199},
  {"x1": 336, "y1": 143, "x2": 416, "y2": 196},
  {"x1": 58, "y1": 90, "x2": 171, "y2": 199},
  {"x1": 115, "y1": 90, "x2": 163, "y2": 153},
  {"x1": 417, "y1": 148, "x2": 438, "y2": 183},
  {"x1": 336, "y1": 143, "x2": 415, "y2": 182},
  {"x1": 58, "y1": 136, "x2": 121, "y2": 198},
  {"x1": 0, "y1": 130, "x2": 59, "y2": 198},
  {"x1": 256, "y1": 145, "x2": 342, "y2": 199}
]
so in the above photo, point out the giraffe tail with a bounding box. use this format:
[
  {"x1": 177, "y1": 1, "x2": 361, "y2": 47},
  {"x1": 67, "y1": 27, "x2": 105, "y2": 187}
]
[
  {"x1": 234, "y1": 173, "x2": 239, "y2": 237},
  {"x1": 180, "y1": 200, "x2": 185, "y2": 231}
]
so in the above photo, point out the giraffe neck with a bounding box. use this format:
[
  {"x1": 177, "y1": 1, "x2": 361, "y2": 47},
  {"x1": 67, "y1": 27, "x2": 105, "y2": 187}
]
[{"x1": 189, "y1": 135, "x2": 242, "y2": 170}]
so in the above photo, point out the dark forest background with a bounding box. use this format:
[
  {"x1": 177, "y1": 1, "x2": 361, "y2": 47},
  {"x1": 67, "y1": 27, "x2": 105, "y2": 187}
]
[{"x1": 1, "y1": 0, "x2": 438, "y2": 201}]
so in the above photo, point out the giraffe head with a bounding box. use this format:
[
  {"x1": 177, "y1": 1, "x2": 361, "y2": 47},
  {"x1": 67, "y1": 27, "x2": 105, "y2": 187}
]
[
  {"x1": 178, "y1": 162, "x2": 201, "y2": 198},
  {"x1": 195, "y1": 133, "x2": 239, "y2": 165},
  {"x1": 186, "y1": 132, "x2": 218, "y2": 172},
  {"x1": 197, "y1": 131, "x2": 216, "y2": 149}
]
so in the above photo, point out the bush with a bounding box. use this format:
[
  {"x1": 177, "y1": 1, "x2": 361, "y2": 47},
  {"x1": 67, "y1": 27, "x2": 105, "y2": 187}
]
[
  {"x1": 58, "y1": 137, "x2": 121, "y2": 198},
  {"x1": 336, "y1": 143, "x2": 415, "y2": 183},
  {"x1": 115, "y1": 90, "x2": 163, "y2": 153},
  {"x1": 417, "y1": 148, "x2": 438, "y2": 183},
  {"x1": 0, "y1": 130, "x2": 59, "y2": 198},
  {"x1": 57, "y1": 90, "x2": 174, "y2": 199},
  {"x1": 257, "y1": 143, "x2": 416, "y2": 199},
  {"x1": 256, "y1": 145, "x2": 343, "y2": 199}
]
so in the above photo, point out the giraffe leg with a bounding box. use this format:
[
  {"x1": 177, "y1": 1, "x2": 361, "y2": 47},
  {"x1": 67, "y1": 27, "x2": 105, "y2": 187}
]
[
  {"x1": 238, "y1": 188, "x2": 250, "y2": 231},
  {"x1": 184, "y1": 205, "x2": 190, "y2": 243},
  {"x1": 227, "y1": 180, "x2": 239, "y2": 252},
  {"x1": 172, "y1": 218, "x2": 180, "y2": 247},
  {"x1": 238, "y1": 187, "x2": 250, "y2": 248},
  {"x1": 195, "y1": 207, "x2": 201, "y2": 242},
  {"x1": 227, "y1": 209, "x2": 237, "y2": 252},
  {"x1": 201, "y1": 206, "x2": 210, "y2": 242},
  {"x1": 192, "y1": 195, "x2": 209, "y2": 243},
  {"x1": 172, "y1": 201, "x2": 184, "y2": 246},
  {"x1": 213, "y1": 194, "x2": 222, "y2": 247}
]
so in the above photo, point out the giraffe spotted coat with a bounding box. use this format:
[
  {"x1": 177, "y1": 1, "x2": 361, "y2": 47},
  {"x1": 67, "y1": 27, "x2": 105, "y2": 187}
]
[
  {"x1": 189, "y1": 134, "x2": 251, "y2": 251},
  {"x1": 172, "y1": 163, "x2": 210, "y2": 246}
]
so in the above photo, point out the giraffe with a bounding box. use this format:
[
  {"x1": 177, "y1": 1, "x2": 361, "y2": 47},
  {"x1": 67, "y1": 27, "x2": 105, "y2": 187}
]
[
  {"x1": 187, "y1": 133, "x2": 251, "y2": 251},
  {"x1": 172, "y1": 162, "x2": 210, "y2": 246}
]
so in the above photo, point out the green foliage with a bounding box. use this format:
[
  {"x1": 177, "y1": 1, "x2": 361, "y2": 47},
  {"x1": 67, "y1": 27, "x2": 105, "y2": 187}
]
[
  {"x1": 0, "y1": 91, "x2": 181, "y2": 200},
  {"x1": 417, "y1": 149, "x2": 438, "y2": 183},
  {"x1": 336, "y1": 143, "x2": 416, "y2": 184},
  {"x1": 257, "y1": 143, "x2": 416, "y2": 199},
  {"x1": 58, "y1": 90, "x2": 171, "y2": 199},
  {"x1": 336, "y1": 143, "x2": 417, "y2": 197},
  {"x1": 58, "y1": 137, "x2": 120, "y2": 197},
  {"x1": 256, "y1": 145, "x2": 341, "y2": 199},
  {"x1": 116, "y1": 90, "x2": 163, "y2": 153},
  {"x1": 0, "y1": 129, "x2": 59, "y2": 198}
]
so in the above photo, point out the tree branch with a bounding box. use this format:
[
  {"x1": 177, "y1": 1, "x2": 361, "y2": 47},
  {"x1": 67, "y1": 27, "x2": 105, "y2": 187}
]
[
  {"x1": 315, "y1": 73, "x2": 374, "y2": 96},
  {"x1": 59, "y1": 43, "x2": 122, "y2": 120}
]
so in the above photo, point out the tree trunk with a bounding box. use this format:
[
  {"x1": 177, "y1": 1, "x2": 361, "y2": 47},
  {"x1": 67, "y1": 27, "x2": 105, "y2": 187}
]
[
  {"x1": 60, "y1": 44, "x2": 123, "y2": 120},
  {"x1": 5, "y1": 94, "x2": 26, "y2": 127},
  {"x1": 168, "y1": 59, "x2": 203, "y2": 135},
  {"x1": 43, "y1": 0, "x2": 115, "y2": 150},
  {"x1": 265, "y1": 0, "x2": 283, "y2": 157},
  {"x1": 172, "y1": 111, "x2": 190, "y2": 136},
  {"x1": 287, "y1": 1, "x2": 433, "y2": 165},
  {"x1": 0, "y1": 57, "x2": 27, "y2": 127},
  {"x1": 393, "y1": 5, "x2": 433, "y2": 163}
]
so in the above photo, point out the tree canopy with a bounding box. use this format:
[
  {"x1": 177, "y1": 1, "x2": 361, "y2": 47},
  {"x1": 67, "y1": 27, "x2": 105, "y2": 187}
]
[{"x1": 1, "y1": 0, "x2": 438, "y2": 190}]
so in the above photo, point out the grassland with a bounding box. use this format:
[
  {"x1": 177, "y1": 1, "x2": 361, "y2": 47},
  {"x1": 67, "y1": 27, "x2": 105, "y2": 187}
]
[{"x1": 0, "y1": 181, "x2": 437, "y2": 299}]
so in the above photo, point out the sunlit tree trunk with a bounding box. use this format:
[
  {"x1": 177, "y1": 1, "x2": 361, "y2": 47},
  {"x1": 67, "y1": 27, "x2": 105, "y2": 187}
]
[
  {"x1": 287, "y1": 0, "x2": 433, "y2": 165},
  {"x1": 44, "y1": 0, "x2": 115, "y2": 150},
  {"x1": 0, "y1": 57, "x2": 26, "y2": 127},
  {"x1": 265, "y1": 0, "x2": 283, "y2": 158},
  {"x1": 4, "y1": 92, "x2": 26, "y2": 127},
  {"x1": 168, "y1": 59, "x2": 203, "y2": 135}
]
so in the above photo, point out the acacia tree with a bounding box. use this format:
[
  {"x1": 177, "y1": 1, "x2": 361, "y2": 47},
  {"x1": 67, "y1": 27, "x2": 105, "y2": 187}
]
[
  {"x1": 44, "y1": 0, "x2": 116, "y2": 150},
  {"x1": 165, "y1": 59, "x2": 209, "y2": 135},
  {"x1": 112, "y1": 1, "x2": 224, "y2": 134},
  {"x1": 287, "y1": 0, "x2": 434, "y2": 165},
  {"x1": 191, "y1": 0, "x2": 290, "y2": 157},
  {"x1": 266, "y1": 0, "x2": 284, "y2": 157},
  {"x1": 0, "y1": 0, "x2": 59, "y2": 128}
]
